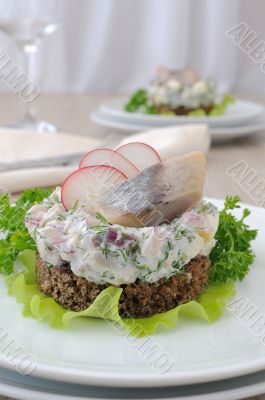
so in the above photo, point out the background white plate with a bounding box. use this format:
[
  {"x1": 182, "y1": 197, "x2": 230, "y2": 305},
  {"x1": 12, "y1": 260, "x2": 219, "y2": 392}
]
[
  {"x1": 100, "y1": 98, "x2": 264, "y2": 127},
  {"x1": 1, "y1": 367, "x2": 265, "y2": 400},
  {"x1": 0, "y1": 199, "x2": 264, "y2": 388},
  {"x1": 91, "y1": 110, "x2": 265, "y2": 142}
]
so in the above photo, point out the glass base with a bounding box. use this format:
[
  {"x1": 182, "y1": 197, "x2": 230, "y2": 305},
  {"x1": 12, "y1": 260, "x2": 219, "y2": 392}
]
[{"x1": 7, "y1": 116, "x2": 57, "y2": 133}]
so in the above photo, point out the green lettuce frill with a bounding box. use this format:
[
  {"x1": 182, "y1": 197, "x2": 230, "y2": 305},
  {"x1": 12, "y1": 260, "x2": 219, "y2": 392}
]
[{"x1": 5, "y1": 250, "x2": 235, "y2": 337}]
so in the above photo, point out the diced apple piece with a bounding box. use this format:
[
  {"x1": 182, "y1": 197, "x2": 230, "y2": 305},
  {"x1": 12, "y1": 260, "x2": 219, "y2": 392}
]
[
  {"x1": 96, "y1": 152, "x2": 206, "y2": 227},
  {"x1": 116, "y1": 142, "x2": 161, "y2": 171},
  {"x1": 61, "y1": 166, "x2": 127, "y2": 211},
  {"x1": 79, "y1": 148, "x2": 139, "y2": 178}
]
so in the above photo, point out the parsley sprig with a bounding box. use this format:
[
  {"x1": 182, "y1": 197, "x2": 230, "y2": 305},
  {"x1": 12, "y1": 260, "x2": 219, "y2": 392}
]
[
  {"x1": 125, "y1": 89, "x2": 157, "y2": 114},
  {"x1": 209, "y1": 196, "x2": 257, "y2": 284},
  {"x1": 0, "y1": 188, "x2": 52, "y2": 274}
]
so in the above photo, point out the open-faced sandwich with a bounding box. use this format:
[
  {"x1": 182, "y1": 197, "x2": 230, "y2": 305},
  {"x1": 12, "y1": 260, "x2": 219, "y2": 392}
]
[
  {"x1": 0, "y1": 143, "x2": 257, "y2": 335},
  {"x1": 22, "y1": 144, "x2": 255, "y2": 317},
  {"x1": 125, "y1": 66, "x2": 234, "y2": 116}
]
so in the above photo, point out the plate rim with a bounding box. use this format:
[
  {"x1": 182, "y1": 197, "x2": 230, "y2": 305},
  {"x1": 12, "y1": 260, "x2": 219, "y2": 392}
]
[
  {"x1": 91, "y1": 110, "x2": 265, "y2": 140},
  {"x1": 1, "y1": 366, "x2": 265, "y2": 400}
]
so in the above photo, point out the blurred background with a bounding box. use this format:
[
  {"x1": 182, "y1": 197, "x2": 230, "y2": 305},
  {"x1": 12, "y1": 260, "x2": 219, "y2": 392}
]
[{"x1": 0, "y1": 0, "x2": 264, "y2": 95}]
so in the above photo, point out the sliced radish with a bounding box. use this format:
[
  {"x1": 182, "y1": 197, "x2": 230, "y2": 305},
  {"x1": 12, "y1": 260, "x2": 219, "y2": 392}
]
[
  {"x1": 116, "y1": 142, "x2": 161, "y2": 171},
  {"x1": 79, "y1": 148, "x2": 139, "y2": 178},
  {"x1": 61, "y1": 165, "x2": 127, "y2": 211}
]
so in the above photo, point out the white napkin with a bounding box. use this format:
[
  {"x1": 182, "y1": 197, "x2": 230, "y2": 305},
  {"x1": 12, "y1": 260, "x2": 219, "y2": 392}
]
[
  {"x1": 0, "y1": 125, "x2": 210, "y2": 193},
  {"x1": 0, "y1": 166, "x2": 76, "y2": 194},
  {"x1": 0, "y1": 128, "x2": 100, "y2": 162},
  {"x1": 0, "y1": 129, "x2": 101, "y2": 193},
  {"x1": 118, "y1": 124, "x2": 211, "y2": 161}
]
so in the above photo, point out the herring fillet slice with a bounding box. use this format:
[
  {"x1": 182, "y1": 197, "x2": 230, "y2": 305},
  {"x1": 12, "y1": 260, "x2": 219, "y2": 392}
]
[{"x1": 97, "y1": 151, "x2": 206, "y2": 227}]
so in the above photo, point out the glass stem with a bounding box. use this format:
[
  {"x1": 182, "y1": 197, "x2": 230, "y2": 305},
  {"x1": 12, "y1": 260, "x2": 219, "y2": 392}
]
[{"x1": 22, "y1": 45, "x2": 37, "y2": 120}]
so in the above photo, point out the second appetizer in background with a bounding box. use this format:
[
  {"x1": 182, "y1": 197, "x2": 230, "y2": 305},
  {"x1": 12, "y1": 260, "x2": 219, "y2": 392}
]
[{"x1": 125, "y1": 66, "x2": 234, "y2": 116}]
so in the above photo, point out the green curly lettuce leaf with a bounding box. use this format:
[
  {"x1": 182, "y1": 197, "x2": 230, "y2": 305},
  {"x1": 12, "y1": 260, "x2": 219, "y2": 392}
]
[
  {"x1": 208, "y1": 93, "x2": 234, "y2": 116},
  {"x1": 188, "y1": 94, "x2": 235, "y2": 117},
  {"x1": 210, "y1": 196, "x2": 258, "y2": 284},
  {"x1": 0, "y1": 188, "x2": 53, "y2": 275},
  {"x1": 187, "y1": 108, "x2": 207, "y2": 117},
  {"x1": 5, "y1": 250, "x2": 235, "y2": 337}
]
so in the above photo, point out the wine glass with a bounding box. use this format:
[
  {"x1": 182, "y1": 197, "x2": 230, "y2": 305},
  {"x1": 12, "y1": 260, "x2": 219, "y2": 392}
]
[{"x1": 0, "y1": 0, "x2": 62, "y2": 133}]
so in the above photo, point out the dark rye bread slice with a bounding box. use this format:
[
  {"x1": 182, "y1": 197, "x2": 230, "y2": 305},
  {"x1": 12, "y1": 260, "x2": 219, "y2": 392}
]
[
  {"x1": 36, "y1": 255, "x2": 210, "y2": 318},
  {"x1": 154, "y1": 104, "x2": 213, "y2": 116}
]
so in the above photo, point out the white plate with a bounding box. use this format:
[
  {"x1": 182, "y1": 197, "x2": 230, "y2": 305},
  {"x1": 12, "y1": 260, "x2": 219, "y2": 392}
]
[
  {"x1": 1, "y1": 367, "x2": 265, "y2": 400},
  {"x1": 100, "y1": 97, "x2": 264, "y2": 127},
  {"x1": 91, "y1": 110, "x2": 265, "y2": 142},
  {"x1": 0, "y1": 199, "x2": 264, "y2": 388}
]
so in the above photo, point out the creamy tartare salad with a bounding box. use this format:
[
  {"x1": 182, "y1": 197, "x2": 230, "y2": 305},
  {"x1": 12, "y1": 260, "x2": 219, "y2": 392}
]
[{"x1": 25, "y1": 188, "x2": 219, "y2": 286}]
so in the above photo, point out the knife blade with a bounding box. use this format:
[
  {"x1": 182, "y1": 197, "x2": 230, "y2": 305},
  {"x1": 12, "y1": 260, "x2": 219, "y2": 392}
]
[{"x1": 0, "y1": 153, "x2": 85, "y2": 172}]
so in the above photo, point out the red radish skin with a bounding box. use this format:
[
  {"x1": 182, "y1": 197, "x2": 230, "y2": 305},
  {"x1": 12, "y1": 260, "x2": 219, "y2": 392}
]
[
  {"x1": 79, "y1": 148, "x2": 139, "y2": 178},
  {"x1": 116, "y1": 142, "x2": 161, "y2": 171},
  {"x1": 61, "y1": 165, "x2": 127, "y2": 211}
]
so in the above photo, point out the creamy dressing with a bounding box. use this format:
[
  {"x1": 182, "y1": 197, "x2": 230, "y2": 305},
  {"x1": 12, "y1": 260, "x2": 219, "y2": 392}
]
[{"x1": 25, "y1": 188, "x2": 219, "y2": 286}]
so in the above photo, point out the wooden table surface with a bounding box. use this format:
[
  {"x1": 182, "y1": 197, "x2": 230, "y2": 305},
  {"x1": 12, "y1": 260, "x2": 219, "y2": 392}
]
[{"x1": 0, "y1": 93, "x2": 264, "y2": 400}]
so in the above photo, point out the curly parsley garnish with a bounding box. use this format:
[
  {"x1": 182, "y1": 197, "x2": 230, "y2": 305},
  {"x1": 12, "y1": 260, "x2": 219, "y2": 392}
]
[
  {"x1": 125, "y1": 89, "x2": 157, "y2": 114},
  {"x1": 209, "y1": 196, "x2": 257, "y2": 284},
  {"x1": 0, "y1": 188, "x2": 52, "y2": 274}
]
